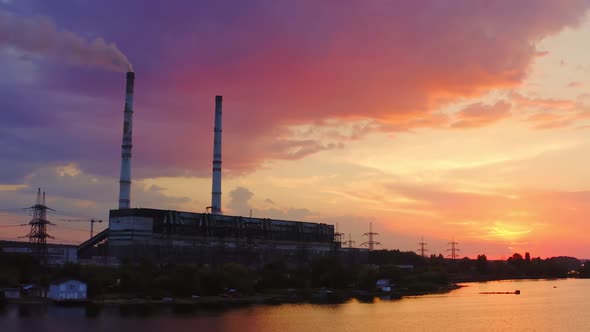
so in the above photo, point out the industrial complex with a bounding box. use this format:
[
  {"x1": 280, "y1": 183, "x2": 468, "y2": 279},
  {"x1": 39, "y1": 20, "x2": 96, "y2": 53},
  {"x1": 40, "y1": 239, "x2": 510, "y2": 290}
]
[{"x1": 21, "y1": 71, "x2": 348, "y2": 266}]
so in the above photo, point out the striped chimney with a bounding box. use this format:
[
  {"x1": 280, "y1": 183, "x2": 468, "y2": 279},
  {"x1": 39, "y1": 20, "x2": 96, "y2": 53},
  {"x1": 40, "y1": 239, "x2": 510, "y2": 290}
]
[
  {"x1": 211, "y1": 95, "x2": 223, "y2": 214},
  {"x1": 118, "y1": 71, "x2": 134, "y2": 209}
]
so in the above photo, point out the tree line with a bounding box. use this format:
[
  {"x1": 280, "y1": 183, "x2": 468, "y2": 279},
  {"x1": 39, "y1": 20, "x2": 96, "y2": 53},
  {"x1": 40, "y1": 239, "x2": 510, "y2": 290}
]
[{"x1": 0, "y1": 248, "x2": 588, "y2": 300}]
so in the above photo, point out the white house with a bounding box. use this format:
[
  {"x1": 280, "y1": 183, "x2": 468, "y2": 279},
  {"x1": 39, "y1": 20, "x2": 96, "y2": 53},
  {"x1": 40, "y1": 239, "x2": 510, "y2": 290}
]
[
  {"x1": 47, "y1": 279, "x2": 87, "y2": 301},
  {"x1": 376, "y1": 279, "x2": 392, "y2": 292}
]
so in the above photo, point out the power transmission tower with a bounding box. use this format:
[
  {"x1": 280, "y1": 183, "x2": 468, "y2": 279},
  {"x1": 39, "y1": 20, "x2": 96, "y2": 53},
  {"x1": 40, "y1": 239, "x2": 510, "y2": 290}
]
[
  {"x1": 417, "y1": 236, "x2": 428, "y2": 257},
  {"x1": 334, "y1": 223, "x2": 344, "y2": 243},
  {"x1": 342, "y1": 233, "x2": 356, "y2": 248},
  {"x1": 23, "y1": 188, "x2": 55, "y2": 263},
  {"x1": 361, "y1": 222, "x2": 381, "y2": 251},
  {"x1": 446, "y1": 237, "x2": 460, "y2": 260}
]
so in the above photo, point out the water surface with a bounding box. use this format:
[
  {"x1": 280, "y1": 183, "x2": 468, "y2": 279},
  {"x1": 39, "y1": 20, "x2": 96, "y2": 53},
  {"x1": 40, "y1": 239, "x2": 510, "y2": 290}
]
[{"x1": 2, "y1": 279, "x2": 589, "y2": 332}]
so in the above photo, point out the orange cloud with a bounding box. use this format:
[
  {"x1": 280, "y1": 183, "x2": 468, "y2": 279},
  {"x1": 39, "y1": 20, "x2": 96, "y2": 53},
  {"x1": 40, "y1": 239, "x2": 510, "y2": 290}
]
[
  {"x1": 510, "y1": 92, "x2": 577, "y2": 110},
  {"x1": 451, "y1": 101, "x2": 512, "y2": 129},
  {"x1": 140, "y1": 1, "x2": 590, "y2": 176}
]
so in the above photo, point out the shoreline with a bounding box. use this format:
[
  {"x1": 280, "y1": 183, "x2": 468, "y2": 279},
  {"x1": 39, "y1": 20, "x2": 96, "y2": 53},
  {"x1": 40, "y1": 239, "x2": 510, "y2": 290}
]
[{"x1": 3, "y1": 284, "x2": 462, "y2": 308}]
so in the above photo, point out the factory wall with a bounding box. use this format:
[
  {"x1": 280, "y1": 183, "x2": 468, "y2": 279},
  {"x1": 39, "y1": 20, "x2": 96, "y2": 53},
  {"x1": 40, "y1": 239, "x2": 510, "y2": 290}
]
[
  {"x1": 108, "y1": 208, "x2": 339, "y2": 266},
  {"x1": 0, "y1": 241, "x2": 78, "y2": 265}
]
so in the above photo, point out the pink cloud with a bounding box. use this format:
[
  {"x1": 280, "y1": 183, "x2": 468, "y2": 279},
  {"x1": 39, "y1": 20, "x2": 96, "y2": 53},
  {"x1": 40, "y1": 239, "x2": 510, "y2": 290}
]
[{"x1": 148, "y1": 1, "x2": 590, "y2": 175}]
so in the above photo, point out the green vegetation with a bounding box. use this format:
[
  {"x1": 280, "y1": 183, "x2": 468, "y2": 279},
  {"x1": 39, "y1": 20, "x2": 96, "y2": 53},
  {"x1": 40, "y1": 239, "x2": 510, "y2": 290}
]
[
  {"x1": 449, "y1": 253, "x2": 582, "y2": 280},
  {"x1": 0, "y1": 248, "x2": 585, "y2": 301},
  {"x1": 576, "y1": 261, "x2": 590, "y2": 278}
]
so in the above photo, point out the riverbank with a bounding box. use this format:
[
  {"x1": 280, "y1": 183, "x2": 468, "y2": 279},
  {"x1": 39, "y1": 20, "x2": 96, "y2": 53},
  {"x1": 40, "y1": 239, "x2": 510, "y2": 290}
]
[{"x1": 3, "y1": 283, "x2": 462, "y2": 308}]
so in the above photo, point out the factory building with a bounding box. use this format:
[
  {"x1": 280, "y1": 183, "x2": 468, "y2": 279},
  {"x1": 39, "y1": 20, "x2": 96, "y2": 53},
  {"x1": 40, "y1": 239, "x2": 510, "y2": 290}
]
[
  {"x1": 1, "y1": 241, "x2": 78, "y2": 265},
  {"x1": 89, "y1": 208, "x2": 336, "y2": 265},
  {"x1": 76, "y1": 72, "x2": 341, "y2": 266}
]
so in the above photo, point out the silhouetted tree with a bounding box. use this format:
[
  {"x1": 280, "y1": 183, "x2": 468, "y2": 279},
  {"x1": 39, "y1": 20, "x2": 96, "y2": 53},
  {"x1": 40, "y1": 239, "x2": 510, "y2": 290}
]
[{"x1": 476, "y1": 254, "x2": 488, "y2": 274}]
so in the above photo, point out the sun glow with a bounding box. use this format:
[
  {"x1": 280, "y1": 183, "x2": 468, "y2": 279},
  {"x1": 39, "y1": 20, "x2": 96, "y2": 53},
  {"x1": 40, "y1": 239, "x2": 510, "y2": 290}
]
[{"x1": 485, "y1": 222, "x2": 532, "y2": 241}]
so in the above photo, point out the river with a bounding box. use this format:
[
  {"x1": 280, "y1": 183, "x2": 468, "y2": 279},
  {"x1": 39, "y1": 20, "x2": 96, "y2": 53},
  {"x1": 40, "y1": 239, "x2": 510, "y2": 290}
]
[{"x1": 2, "y1": 279, "x2": 589, "y2": 331}]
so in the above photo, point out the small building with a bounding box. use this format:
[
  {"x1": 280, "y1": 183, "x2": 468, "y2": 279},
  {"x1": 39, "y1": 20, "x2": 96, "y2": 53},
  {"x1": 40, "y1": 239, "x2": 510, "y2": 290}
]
[
  {"x1": 47, "y1": 279, "x2": 87, "y2": 301},
  {"x1": 0, "y1": 288, "x2": 21, "y2": 299},
  {"x1": 0, "y1": 241, "x2": 78, "y2": 265},
  {"x1": 21, "y1": 284, "x2": 45, "y2": 298},
  {"x1": 396, "y1": 264, "x2": 414, "y2": 272},
  {"x1": 376, "y1": 279, "x2": 392, "y2": 292}
]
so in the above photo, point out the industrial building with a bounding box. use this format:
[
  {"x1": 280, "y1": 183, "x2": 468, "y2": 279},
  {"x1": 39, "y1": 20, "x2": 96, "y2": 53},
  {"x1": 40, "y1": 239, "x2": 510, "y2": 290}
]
[
  {"x1": 0, "y1": 240, "x2": 78, "y2": 265},
  {"x1": 75, "y1": 72, "x2": 341, "y2": 265},
  {"x1": 80, "y1": 208, "x2": 336, "y2": 265}
]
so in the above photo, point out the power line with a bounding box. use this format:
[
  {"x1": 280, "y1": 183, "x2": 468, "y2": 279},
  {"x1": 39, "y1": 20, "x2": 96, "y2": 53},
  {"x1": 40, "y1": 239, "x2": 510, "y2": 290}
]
[
  {"x1": 0, "y1": 208, "x2": 29, "y2": 213},
  {"x1": 59, "y1": 219, "x2": 103, "y2": 238},
  {"x1": 54, "y1": 224, "x2": 89, "y2": 232},
  {"x1": 49, "y1": 209, "x2": 94, "y2": 220},
  {"x1": 0, "y1": 236, "x2": 25, "y2": 241}
]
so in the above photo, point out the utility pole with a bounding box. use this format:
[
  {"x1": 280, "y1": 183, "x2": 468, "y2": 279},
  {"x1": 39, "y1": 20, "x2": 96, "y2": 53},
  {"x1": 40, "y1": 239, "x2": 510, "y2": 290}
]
[
  {"x1": 417, "y1": 236, "x2": 429, "y2": 257},
  {"x1": 361, "y1": 222, "x2": 381, "y2": 251},
  {"x1": 447, "y1": 237, "x2": 460, "y2": 260},
  {"x1": 342, "y1": 233, "x2": 356, "y2": 248},
  {"x1": 61, "y1": 219, "x2": 103, "y2": 238},
  {"x1": 23, "y1": 189, "x2": 54, "y2": 264}
]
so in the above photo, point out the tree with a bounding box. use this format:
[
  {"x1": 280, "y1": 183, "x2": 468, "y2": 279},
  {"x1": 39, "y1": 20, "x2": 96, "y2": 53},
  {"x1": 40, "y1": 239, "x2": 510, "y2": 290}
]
[
  {"x1": 356, "y1": 265, "x2": 378, "y2": 291},
  {"x1": 476, "y1": 254, "x2": 488, "y2": 274},
  {"x1": 507, "y1": 253, "x2": 525, "y2": 274},
  {"x1": 222, "y1": 263, "x2": 253, "y2": 293},
  {"x1": 379, "y1": 264, "x2": 402, "y2": 283}
]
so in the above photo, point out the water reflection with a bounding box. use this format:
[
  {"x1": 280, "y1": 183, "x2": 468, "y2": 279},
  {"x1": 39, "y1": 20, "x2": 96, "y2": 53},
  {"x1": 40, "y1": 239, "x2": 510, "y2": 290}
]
[{"x1": 0, "y1": 279, "x2": 589, "y2": 332}]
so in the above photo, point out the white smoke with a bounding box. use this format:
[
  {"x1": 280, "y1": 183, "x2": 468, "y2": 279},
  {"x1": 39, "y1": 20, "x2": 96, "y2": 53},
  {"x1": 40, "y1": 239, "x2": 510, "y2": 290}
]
[{"x1": 0, "y1": 9, "x2": 132, "y2": 72}]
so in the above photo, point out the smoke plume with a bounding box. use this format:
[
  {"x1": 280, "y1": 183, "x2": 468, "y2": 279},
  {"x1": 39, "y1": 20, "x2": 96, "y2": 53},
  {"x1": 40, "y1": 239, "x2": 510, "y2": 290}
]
[{"x1": 0, "y1": 9, "x2": 132, "y2": 72}]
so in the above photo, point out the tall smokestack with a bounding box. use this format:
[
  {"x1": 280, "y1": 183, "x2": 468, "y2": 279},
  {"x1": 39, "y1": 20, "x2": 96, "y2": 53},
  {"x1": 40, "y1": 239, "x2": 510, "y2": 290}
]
[
  {"x1": 211, "y1": 95, "x2": 223, "y2": 214},
  {"x1": 118, "y1": 71, "x2": 134, "y2": 209}
]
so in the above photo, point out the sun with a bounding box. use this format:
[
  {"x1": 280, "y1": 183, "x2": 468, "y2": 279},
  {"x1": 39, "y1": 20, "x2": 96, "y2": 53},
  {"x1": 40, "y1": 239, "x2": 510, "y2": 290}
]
[{"x1": 486, "y1": 222, "x2": 531, "y2": 242}]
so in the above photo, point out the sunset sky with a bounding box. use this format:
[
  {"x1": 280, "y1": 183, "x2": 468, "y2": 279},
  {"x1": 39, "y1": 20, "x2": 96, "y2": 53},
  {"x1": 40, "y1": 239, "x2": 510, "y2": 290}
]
[{"x1": 2, "y1": 0, "x2": 590, "y2": 259}]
